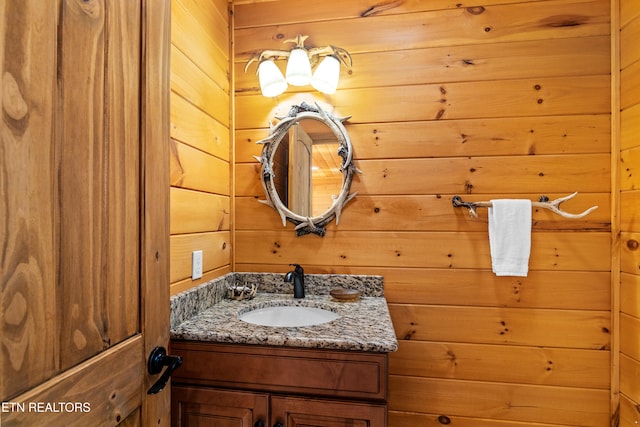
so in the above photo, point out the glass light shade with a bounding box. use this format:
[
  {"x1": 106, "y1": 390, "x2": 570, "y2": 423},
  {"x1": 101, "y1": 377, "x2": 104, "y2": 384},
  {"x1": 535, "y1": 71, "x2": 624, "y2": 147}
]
[
  {"x1": 285, "y1": 48, "x2": 312, "y2": 86},
  {"x1": 311, "y1": 55, "x2": 341, "y2": 94},
  {"x1": 258, "y1": 60, "x2": 287, "y2": 97}
]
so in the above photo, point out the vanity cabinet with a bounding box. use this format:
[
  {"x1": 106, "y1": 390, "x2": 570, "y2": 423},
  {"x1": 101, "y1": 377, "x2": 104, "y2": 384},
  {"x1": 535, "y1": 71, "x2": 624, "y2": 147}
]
[
  {"x1": 170, "y1": 341, "x2": 388, "y2": 426},
  {"x1": 172, "y1": 386, "x2": 268, "y2": 426}
]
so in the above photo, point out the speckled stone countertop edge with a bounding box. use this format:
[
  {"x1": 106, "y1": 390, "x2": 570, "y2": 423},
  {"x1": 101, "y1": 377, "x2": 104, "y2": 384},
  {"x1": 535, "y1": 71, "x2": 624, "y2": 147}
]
[
  {"x1": 170, "y1": 272, "x2": 397, "y2": 353},
  {"x1": 170, "y1": 272, "x2": 384, "y2": 329},
  {"x1": 171, "y1": 293, "x2": 398, "y2": 353}
]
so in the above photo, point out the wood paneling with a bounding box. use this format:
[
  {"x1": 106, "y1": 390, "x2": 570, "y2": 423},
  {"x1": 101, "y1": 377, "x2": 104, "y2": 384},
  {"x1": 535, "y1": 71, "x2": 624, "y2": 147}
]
[
  {"x1": 390, "y1": 341, "x2": 609, "y2": 389},
  {"x1": 170, "y1": 140, "x2": 230, "y2": 194},
  {"x1": 233, "y1": 0, "x2": 613, "y2": 425},
  {"x1": 389, "y1": 304, "x2": 610, "y2": 348},
  {"x1": 170, "y1": 187, "x2": 230, "y2": 235},
  {"x1": 620, "y1": 0, "x2": 640, "y2": 424},
  {"x1": 236, "y1": 193, "x2": 611, "y2": 232},
  {"x1": 238, "y1": 155, "x2": 610, "y2": 196},
  {"x1": 170, "y1": 0, "x2": 231, "y2": 295},
  {"x1": 235, "y1": 76, "x2": 611, "y2": 129},
  {"x1": 170, "y1": 231, "x2": 231, "y2": 283},
  {"x1": 234, "y1": 0, "x2": 610, "y2": 56},
  {"x1": 237, "y1": 115, "x2": 611, "y2": 162},
  {"x1": 235, "y1": 230, "x2": 610, "y2": 271},
  {"x1": 621, "y1": 354, "x2": 640, "y2": 404},
  {"x1": 236, "y1": 36, "x2": 611, "y2": 94},
  {"x1": 622, "y1": 103, "x2": 640, "y2": 150},
  {"x1": 388, "y1": 375, "x2": 609, "y2": 426},
  {"x1": 171, "y1": 92, "x2": 230, "y2": 159}
]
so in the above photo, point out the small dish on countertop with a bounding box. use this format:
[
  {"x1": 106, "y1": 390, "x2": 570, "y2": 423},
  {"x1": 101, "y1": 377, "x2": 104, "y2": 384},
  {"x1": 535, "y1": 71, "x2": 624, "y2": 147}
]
[
  {"x1": 227, "y1": 283, "x2": 258, "y2": 300},
  {"x1": 330, "y1": 288, "x2": 361, "y2": 302}
]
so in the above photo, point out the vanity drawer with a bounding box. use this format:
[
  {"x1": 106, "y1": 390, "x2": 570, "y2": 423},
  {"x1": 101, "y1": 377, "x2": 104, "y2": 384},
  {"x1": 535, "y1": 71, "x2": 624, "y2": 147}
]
[{"x1": 171, "y1": 341, "x2": 388, "y2": 401}]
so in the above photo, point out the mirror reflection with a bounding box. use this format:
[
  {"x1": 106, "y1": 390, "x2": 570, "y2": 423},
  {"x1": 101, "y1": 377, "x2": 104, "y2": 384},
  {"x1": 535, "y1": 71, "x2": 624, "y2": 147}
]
[{"x1": 273, "y1": 118, "x2": 343, "y2": 217}]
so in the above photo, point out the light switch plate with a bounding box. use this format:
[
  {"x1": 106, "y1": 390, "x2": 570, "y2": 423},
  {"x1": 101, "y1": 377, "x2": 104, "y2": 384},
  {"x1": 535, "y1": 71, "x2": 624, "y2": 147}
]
[{"x1": 192, "y1": 250, "x2": 203, "y2": 280}]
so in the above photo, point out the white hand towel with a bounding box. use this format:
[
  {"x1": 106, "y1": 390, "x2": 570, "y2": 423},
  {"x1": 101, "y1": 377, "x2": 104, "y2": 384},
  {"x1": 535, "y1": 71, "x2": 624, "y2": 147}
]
[{"x1": 488, "y1": 199, "x2": 532, "y2": 277}]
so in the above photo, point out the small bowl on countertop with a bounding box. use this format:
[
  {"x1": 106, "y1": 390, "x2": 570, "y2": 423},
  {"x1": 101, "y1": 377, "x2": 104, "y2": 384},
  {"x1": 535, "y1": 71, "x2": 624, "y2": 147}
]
[
  {"x1": 227, "y1": 283, "x2": 258, "y2": 301},
  {"x1": 329, "y1": 288, "x2": 361, "y2": 302}
]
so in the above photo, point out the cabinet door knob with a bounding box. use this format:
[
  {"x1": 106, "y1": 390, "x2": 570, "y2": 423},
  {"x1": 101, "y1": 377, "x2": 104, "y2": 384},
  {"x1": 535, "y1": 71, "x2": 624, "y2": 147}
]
[
  {"x1": 273, "y1": 423, "x2": 283, "y2": 427},
  {"x1": 253, "y1": 421, "x2": 264, "y2": 427},
  {"x1": 146, "y1": 346, "x2": 183, "y2": 394}
]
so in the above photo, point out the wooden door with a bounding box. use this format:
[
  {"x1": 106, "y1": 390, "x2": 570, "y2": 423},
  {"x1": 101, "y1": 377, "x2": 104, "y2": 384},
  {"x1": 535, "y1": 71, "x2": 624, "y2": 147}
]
[
  {"x1": 288, "y1": 124, "x2": 313, "y2": 216},
  {"x1": 1, "y1": 0, "x2": 171, "y2": 425}
]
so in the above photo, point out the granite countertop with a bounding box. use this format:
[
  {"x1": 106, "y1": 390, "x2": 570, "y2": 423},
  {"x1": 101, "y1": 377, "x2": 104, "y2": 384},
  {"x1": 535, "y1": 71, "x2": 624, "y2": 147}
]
[{"x1": 170, "y1": 272, "x2": 398, "y2": 353}]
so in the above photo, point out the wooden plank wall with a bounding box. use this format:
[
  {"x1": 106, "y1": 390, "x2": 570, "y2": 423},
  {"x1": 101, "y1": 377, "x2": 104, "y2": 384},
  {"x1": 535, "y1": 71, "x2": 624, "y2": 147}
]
[
  {"x1": 232, "y1": 1, "x2": 613, "y2": 425},
  {"x1": 170, "y1": 0, "x2": 232, "y2": 295},
  {"x1": 619, "y1": 0, "x2": 640, "y2": 424}
]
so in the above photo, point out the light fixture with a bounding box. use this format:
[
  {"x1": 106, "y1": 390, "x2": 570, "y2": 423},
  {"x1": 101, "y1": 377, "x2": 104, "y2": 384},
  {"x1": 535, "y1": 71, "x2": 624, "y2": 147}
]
[
  {"x1": 285, "y1": 47, "x2": 313, "y2": 86},
  {"x1": 258, "y1": 59, "x2": 287, "y2": 97},
  {"x1": 245, "y1": 35, "x2": 352, "y2": 97},
  {"x1": 311, "y1": 55, "x2": 341, "y2": 94}
]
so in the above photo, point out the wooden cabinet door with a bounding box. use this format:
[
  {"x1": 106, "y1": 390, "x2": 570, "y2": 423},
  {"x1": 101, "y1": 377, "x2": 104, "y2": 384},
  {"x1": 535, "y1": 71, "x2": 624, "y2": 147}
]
[
  {"x1": 270, "y1": 396, "x2": 386, "y2": 427},
  {"x1": 1, "y1": 1, "x2": 170, "y2": 425},
  {"x1": 172, "y1": 386, "x2": 269, "y2": 427}
]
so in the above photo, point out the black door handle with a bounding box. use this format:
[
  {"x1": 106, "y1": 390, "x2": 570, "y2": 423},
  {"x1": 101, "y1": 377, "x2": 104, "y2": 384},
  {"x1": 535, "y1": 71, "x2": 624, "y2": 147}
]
[
  {"x1": 147, "y1": 346, "x2": 183, "y2": 394},
  {"x1": 254, "y1": 420, "x2": 264, "y2": 427}
]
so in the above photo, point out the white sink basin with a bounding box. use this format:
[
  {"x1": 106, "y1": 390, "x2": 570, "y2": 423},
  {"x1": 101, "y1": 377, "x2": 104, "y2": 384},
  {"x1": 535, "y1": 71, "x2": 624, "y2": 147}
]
[{"x1": 238, "y1": 304, "x2": 340, "y2": 327}]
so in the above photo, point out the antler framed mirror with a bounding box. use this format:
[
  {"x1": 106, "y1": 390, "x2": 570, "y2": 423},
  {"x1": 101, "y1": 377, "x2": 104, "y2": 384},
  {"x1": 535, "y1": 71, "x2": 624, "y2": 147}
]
[{"x1": 256, "y1": 102, "x2": 358, "y2": 236}]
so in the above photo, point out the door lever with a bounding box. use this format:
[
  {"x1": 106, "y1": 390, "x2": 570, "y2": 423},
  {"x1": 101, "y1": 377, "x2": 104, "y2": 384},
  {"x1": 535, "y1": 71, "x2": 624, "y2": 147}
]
[{"x1": 147, "y1": 346, "x2": 183, "y2": 394}]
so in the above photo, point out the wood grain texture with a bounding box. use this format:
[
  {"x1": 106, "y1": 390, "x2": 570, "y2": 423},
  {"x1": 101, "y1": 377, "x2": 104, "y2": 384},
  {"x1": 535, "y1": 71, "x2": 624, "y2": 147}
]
[
  {"x1": 621, "y1": 313, "x2": 640, "y2": 361},
  {"x1": 170, "y1": 231, "x2": 231, "y2": 283},
  {"x1": 57, "y1": 0, "x2": 112, "y2": 370},
  {"x1": 621, "y1": 103, "x2": 640, "y2": 150},
  {"x1": 236, "y1": 115, "x2": 611, "y2": 162},
  {"x1": 621, "y1": 273, "x2": 640, "y2": 318},
  {"x1": 1, "y1": 337, "x2": 143, "y2": 426},
  {"x1": 235, "y1": 230, "x2": 610, "y2": 270},
  {"x1": 2, "y1": 2, "x2": 171, "y2": 426},
  {"x1": 234, "y1": 0, "x2": 610, "y2": 58},
  {"x1": 236, "y1": 36, "x2": 611, "y2": 94},
  {"x1": 619, "y1": 0, "x2": 640, "y2": 422},
  {"x1": 172, "y1": 0, "x2": 229, "y2": 88},
  {"x1": 389, "y1": 304, "x2": 610, "y2": 349},
  {"x1": 1, "y1": 0, "x2": 58, "y2": 400},
  {"x1": 390, "y1": 341, "x2": 609, "y2": 388},
  {"x1": 236, "y1": 193, "x2": 610, "y2": 232},
  {"x1": 235, "y1": 75, "x2": 611, "y2": 129},
  {"x1": 170, "y1": 139, "x2": 231, "y2": 195},
  {"x1": 169, "y1": 0, "x2": 231, "y2": 290},
  {"x1": 621, "y1": 354, "x2": 640, "y2": 404},
  {"x1": 171, "y1": 46, "x2": 230, "y2": 126},
  {"x1": 388, "y1": 375, "x2": 609, "y2": 426},
  {"x1": 231, "y1": 0, "x2": 614, "y2": 425},
  {"x1": 234, "y1": 0, "x2": 552, "y2": 28},
  {"x1": 170, "y1": 188, "x2": 230, "y2": 235},
  {"x1": 141, "y1": 0, "x2": 172, "y2": 424},
  {"x1": 171, "y1": 92, "x2": 230, "y2": 160},
  {"x1": 620, "y1": 394, "x2": 640, "y2": 427},
  {"x1": 237, "y1": 154, "x2": 610, "y2": 196}
]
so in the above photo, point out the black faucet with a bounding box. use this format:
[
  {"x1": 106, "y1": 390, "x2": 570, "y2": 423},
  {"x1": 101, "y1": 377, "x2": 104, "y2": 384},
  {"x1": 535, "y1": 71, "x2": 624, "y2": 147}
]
[{"x1": 284, "y1": 263, "x2": 305, "y2": 298}]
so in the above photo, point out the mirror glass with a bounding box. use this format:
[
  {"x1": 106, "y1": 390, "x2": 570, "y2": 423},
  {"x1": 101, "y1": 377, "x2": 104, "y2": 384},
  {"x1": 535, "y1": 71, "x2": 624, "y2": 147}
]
[
  {"x1": 257, "y1": 103, "x2": 357, "y2": 236},
  {"x1": 273, "y1": 118, "x2": 343, "y2": 217}
]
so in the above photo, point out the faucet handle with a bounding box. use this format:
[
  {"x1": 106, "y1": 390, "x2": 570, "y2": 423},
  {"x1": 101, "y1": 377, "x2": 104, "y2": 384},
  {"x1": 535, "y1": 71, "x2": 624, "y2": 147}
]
[{"x1": 289, "y1": 263, "x2": 304, "y2": 275}]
